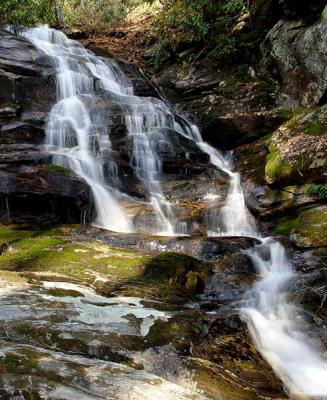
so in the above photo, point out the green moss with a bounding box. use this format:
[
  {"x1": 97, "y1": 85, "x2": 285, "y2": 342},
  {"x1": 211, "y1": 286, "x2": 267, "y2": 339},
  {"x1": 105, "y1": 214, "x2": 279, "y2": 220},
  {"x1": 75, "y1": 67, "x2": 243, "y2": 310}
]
[
  {"x1": 273, "y1": 217, "x2": 299, "y2": 235},
  {"x1": 302, "y1": 121, "x2": 327, "y2": 136},
  {"x1": 0, "y1": 226, "x2": 206, "y2": 305},
  {"x1": 281, "y1": 108, "x2": 308, "y2": 121},
  {"x1": 293, "y1": 206, "x2": 327, "y2": 248},
  {"x1": 225, "y1": 64, "x2": 251, "y2": 86},
  {"x1": 265, "y1": 145, "x2": 294, "y2": 184},
  {"x1": 0, "y1": 226, "x2": 148, "y2": 284},
  {"x1": 305, "y1": 183, "x2": 327, "y2": 199},
  {"x1": 4, "y1": 351, "x2": 38, "y2": 374},
  {"x1": 45, "y1": 288, "x2": 84, "y2": 298},
  {"x1": 43, "y1": 163, "x2": 74, "y2": 176}
]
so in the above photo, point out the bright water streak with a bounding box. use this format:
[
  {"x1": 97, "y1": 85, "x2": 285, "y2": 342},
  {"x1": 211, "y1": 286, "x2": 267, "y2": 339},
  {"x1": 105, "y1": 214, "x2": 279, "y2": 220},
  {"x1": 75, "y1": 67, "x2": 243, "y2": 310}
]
[
  {"x1": 175, "y1": 120, "x2": 258, "y2": 237},
  {"x1": 243, "y1": 239, "x2": 327, "y2": 396},
  {"x1": 22, "y1": 26, "x2": 134, "y2": 233}
]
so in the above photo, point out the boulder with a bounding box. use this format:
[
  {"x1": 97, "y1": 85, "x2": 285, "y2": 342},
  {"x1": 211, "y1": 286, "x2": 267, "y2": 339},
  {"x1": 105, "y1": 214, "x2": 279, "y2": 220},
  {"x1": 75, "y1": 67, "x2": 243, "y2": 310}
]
[
  {"x1": 0, "y1": 165, "x2": 92, "y2": 224},
  {"x1": 291, "y1": 206, "x2": 327, "y2": 248},
  {"x1": 264, "y1": 106, "x2": 327, "y2": 186},
  {"x1": 261, "y1": 19, "x2": 327, "y2": 107}
]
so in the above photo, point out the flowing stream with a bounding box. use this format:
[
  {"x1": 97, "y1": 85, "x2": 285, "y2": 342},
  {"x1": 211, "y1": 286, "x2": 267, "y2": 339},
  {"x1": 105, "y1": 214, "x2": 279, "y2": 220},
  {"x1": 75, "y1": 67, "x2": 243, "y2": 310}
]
[{"x1": 17, "y1": 25, "x2": 327, "y2": 397}]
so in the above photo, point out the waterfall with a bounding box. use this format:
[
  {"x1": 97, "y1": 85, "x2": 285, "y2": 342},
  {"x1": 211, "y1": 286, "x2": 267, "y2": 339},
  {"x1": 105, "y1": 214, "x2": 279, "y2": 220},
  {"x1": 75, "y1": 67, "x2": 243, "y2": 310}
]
[
  {"x1": 15, "y1": 25, "x2": 327, "y2": 396},
  {"x1": 175, "y1": 120, "x2": 258, "y2": 237},
  {"x1": 20, "y1": 25, "x2": 185, "y2": 235},
  {"x1": 22, "y1": 26, "x2": 134, "y2": 233}
]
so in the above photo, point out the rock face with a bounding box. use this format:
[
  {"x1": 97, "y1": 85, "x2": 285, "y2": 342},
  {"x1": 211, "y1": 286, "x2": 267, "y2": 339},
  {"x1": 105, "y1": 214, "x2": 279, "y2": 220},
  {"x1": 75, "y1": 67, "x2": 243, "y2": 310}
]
[
  {"x1": 261, "y1": 18, "x2": 327, "y2": 107},
  {"x1": 0, "y1": 29, "x2": 92, "y2": 224},
  {"x1": 278, "y1": 0, "x2": 326, "y2": 21},
  {"x1": 291, "y1": 205, "x2": 327, "y2": 248}
]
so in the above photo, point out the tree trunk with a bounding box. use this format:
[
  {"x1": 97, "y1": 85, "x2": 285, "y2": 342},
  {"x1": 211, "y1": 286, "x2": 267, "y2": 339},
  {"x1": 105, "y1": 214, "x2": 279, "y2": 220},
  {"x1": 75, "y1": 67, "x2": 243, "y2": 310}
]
[{"x1": 53, "y1": 0, "x2": 64, "y2": 28}]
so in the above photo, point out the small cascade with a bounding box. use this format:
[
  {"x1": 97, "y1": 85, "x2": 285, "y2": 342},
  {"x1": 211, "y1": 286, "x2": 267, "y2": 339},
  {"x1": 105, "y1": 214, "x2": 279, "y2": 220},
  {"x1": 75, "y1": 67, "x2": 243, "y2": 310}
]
[
  {"x1": 243, "y1": 239, "x2": 327, "y2": 396},
  {"x1": 175, "y1": 120, "x2": 257, "y2": 237},
  {"x1": 174, "y1": 117, "x2": 327, "y2": 396},
  {"x1": 124, "y1": 98, "x2": 179, "y2": 235}
]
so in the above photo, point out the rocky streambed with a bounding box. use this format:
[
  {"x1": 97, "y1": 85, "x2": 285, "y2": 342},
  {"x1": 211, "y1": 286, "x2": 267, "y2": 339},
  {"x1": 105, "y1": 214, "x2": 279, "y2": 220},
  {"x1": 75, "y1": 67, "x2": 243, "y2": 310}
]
[{"x1": 0, "y1": 224, "x2": 325, "y2": 399}]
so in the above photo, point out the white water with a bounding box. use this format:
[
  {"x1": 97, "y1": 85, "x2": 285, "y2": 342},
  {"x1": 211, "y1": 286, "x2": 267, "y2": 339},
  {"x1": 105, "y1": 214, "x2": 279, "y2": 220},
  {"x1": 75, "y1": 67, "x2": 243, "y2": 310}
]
[
  {"x1": 175, "y1": 120, "x2": 257, "y2": 237},
  {"x1": 175, "y1": 118, "x2": 327, "y2": 396},
  {"x1": 243, "y1": 239, "x2": 327, "y2": 397},
  {"x1": 21, "y1": 26, "x2": 134, "y2": 232},
  {"x1": 21, "y1": 25, "x2": 185, "y2": 235},
  {"x1": 195, "y1": 135, "x2": 327, "y2": 396}
]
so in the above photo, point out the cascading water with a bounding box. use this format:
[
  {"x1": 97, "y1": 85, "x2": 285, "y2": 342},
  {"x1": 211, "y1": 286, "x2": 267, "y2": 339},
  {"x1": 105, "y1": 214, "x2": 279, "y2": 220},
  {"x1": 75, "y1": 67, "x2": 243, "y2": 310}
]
[
  {"x1": 19, "y1": 25, "x2": 189, "y2": 236},
  {"x1": 175, "y1": 120, "x2": 257, "y2": 237},
  {"x1": 243, "y1": 239, "x2": 327, "y2": 397},
  {"x1": 124, "y1": 97, "x2": 180, "y2": 235},
  {"x1": 175, "y1": 118, "x2": 327, "y2": 396},
  {"x1": 14, "y1": 25, "x2": 327, "y2": 396},
  {"x1": 21, "y1": 26, "x2": 134, "y2": 233}
]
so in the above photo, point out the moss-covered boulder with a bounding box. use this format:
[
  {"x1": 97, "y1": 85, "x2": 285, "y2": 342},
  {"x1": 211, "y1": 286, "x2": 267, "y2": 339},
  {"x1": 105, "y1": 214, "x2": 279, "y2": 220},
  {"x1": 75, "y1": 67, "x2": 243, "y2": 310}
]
[
  {"x1": 265, "y1": 106, "x2": 327, "y2": 185},
  {"x1": 291, "y1": 206, "x2": 327, "y2": 248}
]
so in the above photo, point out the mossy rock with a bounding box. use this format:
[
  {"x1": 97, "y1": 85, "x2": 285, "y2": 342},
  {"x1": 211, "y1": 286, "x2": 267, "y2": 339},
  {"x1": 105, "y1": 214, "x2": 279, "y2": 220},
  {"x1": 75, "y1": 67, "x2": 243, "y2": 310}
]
[
  {"x1": 291, "y1": 206, "x2": 327, "y2": 248},
  {"x1": 0, "y1": 226, "x2": 209, "y2": 304},
  {"x1": 42, "y1": 163, "x2": 74, "y2": 176},
  {"x1": 265, "y1": 106, "x2": 327, "y2": 185},
  {"x1": 273, "y1": 216, "x2": 299, "y2": 236},
  {"x1": 265, "y1": 144, "x2": 295, "y2": 184}
]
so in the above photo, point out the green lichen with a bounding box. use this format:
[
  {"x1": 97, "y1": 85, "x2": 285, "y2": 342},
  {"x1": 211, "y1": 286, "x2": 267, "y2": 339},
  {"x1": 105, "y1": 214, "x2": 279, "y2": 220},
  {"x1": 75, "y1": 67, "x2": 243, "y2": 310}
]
[{"x1": 302, "y1": 121, "x2": 327, "y2": 136}]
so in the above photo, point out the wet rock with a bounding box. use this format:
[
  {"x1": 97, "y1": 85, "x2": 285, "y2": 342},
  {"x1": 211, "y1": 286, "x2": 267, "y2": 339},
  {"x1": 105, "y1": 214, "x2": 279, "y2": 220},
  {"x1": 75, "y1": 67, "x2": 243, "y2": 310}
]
[
  {"x1": 142, "y1": 252, "x2": 210, "y2": 295},
  {"x1": 117, "y1": 60, "x2": 161, "y2": 98},
  {"x1": 201, "y1": 110, "x2": 286, "y2": 151},
  {"x1": 0, "y1": 29, "x2": 53, "y2": 77},
  {"x1": 0, "y1": 341, "x2": 206, "y2": 399},
  {"x1": 0, "y1": 165, "x2": 92, "y2": 224},
  {"x1": 187, "y1": 315, "x2": 286, "y2": 400},
  {"x1": 244, "y1": 183, "x2": 320, "y2": 221}
]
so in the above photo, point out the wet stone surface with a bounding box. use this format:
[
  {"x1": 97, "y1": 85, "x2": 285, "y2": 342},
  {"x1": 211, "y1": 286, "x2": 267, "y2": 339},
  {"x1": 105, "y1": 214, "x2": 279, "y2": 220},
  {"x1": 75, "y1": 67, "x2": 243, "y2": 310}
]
[{"x1": 0, "y1": 225, "x2": 287, "y2": 400}]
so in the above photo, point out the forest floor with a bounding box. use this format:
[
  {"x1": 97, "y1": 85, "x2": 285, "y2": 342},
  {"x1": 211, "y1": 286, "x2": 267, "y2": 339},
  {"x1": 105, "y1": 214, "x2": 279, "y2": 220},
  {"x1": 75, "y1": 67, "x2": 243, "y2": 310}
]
[{"x1": 67, "y1": 16, "x2": 154, "y2": 70}]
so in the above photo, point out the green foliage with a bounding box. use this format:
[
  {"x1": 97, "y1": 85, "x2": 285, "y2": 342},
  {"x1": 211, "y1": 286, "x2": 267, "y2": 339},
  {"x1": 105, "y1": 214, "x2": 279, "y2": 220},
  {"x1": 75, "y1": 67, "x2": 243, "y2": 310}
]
[
  {"x1": 305, "y1": 183, "x2": 327, "y2": 199},
  {"x1": 0, "y1": 0, "x2": 150, "y2": 28},
  {"x1": 64, "y1": 0, "x2": 147, "y2": 27},
  {"x1": 148, "y1": 0, "x2": 247, "y2": 67},
  {"x1": 0, "y1": 0, "x2": 55, "y2": 26}
]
